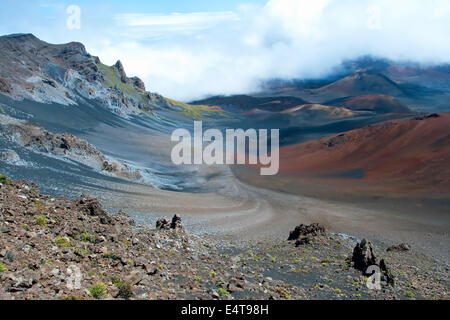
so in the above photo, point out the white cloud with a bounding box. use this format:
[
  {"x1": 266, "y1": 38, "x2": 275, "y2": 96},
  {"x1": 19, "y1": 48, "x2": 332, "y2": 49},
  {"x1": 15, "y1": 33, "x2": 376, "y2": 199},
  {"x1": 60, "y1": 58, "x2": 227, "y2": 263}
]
[
  {"x1": 82, "y1": 0, "x2": 450, "y2": 101},
  {"x1": 116, "y1": 12, "x2": 239, "y2": 29}
]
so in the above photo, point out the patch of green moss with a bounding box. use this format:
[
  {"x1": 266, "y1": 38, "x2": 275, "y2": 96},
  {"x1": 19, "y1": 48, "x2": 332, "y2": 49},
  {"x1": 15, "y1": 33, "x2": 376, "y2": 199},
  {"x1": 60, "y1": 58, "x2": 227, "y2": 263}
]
[
  {"x1": 164, "y1": 98, "x2": 224, "y2": 119},
  {"x1": 0, "y1": 263, "x2": 7, "y2": 272}
]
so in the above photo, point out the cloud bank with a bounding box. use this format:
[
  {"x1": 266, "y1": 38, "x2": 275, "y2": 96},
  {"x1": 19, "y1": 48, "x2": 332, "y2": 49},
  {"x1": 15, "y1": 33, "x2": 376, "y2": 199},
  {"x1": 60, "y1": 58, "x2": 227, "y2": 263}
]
[{"x1": 3, "y1": 0, "x2": 450, "y2": 101}]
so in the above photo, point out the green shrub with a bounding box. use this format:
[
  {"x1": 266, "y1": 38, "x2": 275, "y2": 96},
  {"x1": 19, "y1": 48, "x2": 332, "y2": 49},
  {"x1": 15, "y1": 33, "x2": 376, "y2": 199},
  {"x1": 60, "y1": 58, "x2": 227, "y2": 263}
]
[
  {"x1": 34, "y1": 215, "x2": 48, "y2": 227},
  {"x1": 112, "y1": 277, "x2": 134, "y2": 300},
  {"x1": 55, "y1": 235, "x2": 72, "y2": 248},
  {"x1": 0, "y1": 263, "x2": 7, "y2": 272},
  {"x1": 80, "y1": 231, "x2": 97, "y2": 243},
  {"x1": 89, "y1": 282, "x2": 107, "y2": 299}
]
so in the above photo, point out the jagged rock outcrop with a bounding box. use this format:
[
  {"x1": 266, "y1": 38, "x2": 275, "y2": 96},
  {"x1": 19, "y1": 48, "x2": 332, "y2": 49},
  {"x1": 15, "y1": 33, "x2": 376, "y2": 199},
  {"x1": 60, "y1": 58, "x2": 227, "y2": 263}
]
[
  {"x1": 352, "y1": 238, "x2": 377, "y2": 271},
  {"x1": 114, "y1": 60, "x2": 127, "y2": 83},
  {"x1": 287, "y1": 223, "x2": 326, "y2": 246}
]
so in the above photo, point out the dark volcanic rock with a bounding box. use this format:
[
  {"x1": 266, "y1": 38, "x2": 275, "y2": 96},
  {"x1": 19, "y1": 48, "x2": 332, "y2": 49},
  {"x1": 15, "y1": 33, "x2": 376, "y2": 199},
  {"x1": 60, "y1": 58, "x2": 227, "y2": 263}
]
[
  {"x1": 351, "y1": 239, "x2": 397, "y2": 286},
  {"x1": 156, "y1": 217, "x2": 171, "y2": 230},
  {"x1": 352, "y1": 239, "x2": 377, "y2": 272},
  {"x1": 288, "y1": 223, "x2": 326, "y2": 246},
  {"x1": 379, "y1": 258, "x2": 395, "y2": 286},
  {"x1": 114, "y1": 60, "x2": 127, "y2": 83},
  {"x1": 170, "y1": 214, "x2": 183, "y2": 230}
]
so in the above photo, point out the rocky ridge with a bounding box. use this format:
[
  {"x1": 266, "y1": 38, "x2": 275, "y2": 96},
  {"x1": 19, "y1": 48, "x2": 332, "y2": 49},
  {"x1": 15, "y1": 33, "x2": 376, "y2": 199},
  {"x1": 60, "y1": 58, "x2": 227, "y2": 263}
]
[{"x1": 0, "y1": 33, "x2": 167, "y2": 116}]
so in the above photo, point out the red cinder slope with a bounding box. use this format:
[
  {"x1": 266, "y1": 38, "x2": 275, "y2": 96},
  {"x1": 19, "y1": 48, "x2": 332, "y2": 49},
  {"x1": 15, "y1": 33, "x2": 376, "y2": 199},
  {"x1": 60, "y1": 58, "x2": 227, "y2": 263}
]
[{"x1": 279, "y1": 113, "x2": 450, "y2": 190}]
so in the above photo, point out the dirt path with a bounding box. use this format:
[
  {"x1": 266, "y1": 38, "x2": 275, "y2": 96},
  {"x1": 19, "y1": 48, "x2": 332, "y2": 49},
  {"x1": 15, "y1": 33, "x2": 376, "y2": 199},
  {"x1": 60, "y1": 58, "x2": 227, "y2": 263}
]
[{"x1": 82, "y1": 165, "x2": 448, "y2": 263}]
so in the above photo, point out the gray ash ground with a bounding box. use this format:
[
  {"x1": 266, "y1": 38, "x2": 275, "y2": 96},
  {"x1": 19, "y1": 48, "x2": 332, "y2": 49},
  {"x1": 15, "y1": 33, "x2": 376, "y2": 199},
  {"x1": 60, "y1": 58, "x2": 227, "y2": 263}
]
[{"x1": 0, "y1": 176, "x2": 448, "y2": 300}]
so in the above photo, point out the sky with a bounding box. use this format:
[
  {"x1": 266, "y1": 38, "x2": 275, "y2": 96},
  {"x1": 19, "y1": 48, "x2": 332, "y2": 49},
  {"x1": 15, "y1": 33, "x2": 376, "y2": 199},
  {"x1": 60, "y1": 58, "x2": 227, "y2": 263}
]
[{"x1": 1, "y1": 0, "x2": 450, "y2": 101}]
